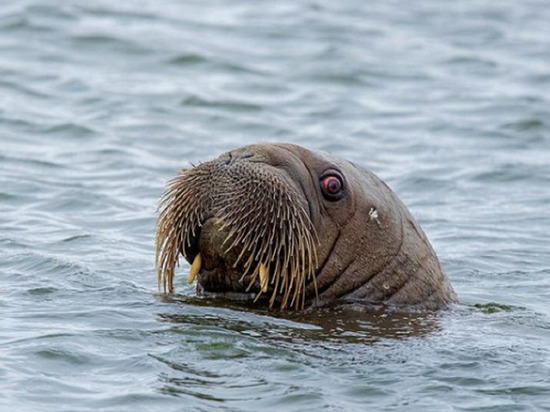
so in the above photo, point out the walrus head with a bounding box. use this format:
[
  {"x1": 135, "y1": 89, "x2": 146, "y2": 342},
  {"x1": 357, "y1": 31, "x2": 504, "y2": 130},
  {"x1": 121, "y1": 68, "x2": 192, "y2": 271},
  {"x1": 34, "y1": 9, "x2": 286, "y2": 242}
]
[{"x1": 156, "y1": 144, "x2": 457, "y2": 310}]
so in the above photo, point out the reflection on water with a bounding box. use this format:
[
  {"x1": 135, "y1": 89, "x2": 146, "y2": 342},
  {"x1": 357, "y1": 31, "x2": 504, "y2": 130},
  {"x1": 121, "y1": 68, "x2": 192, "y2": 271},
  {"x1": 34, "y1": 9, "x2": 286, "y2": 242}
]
[{"x1": 158, "y1": 295, "x2": 444, "y2": 344}]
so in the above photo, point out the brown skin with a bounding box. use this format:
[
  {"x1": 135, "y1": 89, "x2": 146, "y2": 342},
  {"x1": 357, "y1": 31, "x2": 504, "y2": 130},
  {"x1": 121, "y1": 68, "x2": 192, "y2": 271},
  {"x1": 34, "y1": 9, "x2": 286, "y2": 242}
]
[{"x1": 156, "y1": 144, "x2": 457, "y2": 311}]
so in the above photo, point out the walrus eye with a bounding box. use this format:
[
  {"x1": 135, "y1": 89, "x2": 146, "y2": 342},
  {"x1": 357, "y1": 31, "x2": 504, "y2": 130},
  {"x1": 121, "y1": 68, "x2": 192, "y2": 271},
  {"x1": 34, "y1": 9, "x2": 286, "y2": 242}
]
[{"x1": 320, "y1": 174, "x2": 344, "y2": 201}]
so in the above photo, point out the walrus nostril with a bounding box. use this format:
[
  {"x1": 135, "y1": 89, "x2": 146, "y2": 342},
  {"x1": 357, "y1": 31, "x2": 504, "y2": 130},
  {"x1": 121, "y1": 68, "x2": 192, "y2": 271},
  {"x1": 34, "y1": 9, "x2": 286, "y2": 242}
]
[
  {"x1": 222, "y1": 150, "x2": 256, "y2": 166},
  {"x1": 226, "y1": 148, "x2": 255, "y2": 163},
  {"x1": 224, "y1": 152, "x2": 232, "y2": 165}
]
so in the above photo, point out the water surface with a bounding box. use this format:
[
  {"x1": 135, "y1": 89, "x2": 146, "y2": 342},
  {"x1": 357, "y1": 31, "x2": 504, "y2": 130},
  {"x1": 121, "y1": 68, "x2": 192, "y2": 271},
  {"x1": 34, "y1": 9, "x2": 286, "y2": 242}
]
[{"x1": 1, "y1": 1, "x2": 549, "y2": 411}]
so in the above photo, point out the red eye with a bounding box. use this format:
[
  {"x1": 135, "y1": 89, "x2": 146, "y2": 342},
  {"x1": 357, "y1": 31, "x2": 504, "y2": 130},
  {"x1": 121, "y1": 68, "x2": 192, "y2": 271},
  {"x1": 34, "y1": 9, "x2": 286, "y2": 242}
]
[{"x1": 320, "y1": 174, "x2": 344, "y2": 200}]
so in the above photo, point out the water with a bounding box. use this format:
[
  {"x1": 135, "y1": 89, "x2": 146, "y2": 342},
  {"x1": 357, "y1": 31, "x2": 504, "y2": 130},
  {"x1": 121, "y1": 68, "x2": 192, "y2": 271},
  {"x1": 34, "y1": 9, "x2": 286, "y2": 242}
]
[{"x1": 1, "y1": 0, "x2": 549, "y2": 410}]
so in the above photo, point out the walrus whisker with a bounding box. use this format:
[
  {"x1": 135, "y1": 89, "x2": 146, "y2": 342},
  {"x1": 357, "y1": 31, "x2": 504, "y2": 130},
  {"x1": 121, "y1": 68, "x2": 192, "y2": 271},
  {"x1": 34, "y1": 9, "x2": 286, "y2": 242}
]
[{"x1": 246, "y1": 265, "x2": 260, "y2": 293}]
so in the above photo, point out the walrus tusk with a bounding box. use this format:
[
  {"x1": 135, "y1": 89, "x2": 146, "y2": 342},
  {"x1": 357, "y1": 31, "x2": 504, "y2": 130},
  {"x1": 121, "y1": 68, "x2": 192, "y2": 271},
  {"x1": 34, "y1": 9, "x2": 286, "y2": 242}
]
[
  {"x1": 188, "y1": 254, "x2": 202, "y2": 284},
  {"x1": 259, "y1": 263, "x2": 269, "y2": 293}
]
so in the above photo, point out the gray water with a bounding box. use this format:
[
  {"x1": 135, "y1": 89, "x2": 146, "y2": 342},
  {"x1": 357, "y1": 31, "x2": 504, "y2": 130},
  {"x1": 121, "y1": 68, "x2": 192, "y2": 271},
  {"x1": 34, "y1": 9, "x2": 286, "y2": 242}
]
[{"x1": 1, "y1": 1, "x2": 549, "y2": 411}]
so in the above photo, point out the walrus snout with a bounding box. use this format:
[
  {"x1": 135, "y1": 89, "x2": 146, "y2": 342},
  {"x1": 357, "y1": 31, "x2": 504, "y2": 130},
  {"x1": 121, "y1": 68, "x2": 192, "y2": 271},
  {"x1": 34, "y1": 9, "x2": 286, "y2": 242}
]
[{"x1": 156, "y1": 145, "x2": 319, "y2": 309}]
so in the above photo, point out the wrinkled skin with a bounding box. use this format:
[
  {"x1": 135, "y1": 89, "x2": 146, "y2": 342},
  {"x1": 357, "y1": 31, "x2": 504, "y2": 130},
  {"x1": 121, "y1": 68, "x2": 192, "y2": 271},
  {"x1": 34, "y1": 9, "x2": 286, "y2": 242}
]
[{"x1": 156, "y1": 144, "x2": 457, "y2": 311}]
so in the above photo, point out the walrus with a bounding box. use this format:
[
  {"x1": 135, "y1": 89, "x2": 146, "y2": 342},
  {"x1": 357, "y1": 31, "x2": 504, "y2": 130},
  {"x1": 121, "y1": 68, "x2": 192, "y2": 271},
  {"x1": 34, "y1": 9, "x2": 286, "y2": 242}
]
[{"x1": 156, "y1": 144, "x2": 457, "y2": 311}]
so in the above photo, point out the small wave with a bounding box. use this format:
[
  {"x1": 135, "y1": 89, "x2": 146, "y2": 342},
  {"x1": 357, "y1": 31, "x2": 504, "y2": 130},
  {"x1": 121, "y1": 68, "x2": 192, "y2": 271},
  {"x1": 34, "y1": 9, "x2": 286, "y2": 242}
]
[{"x1": 181, "y1": 95, "x2": 263, "y2": 112}]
